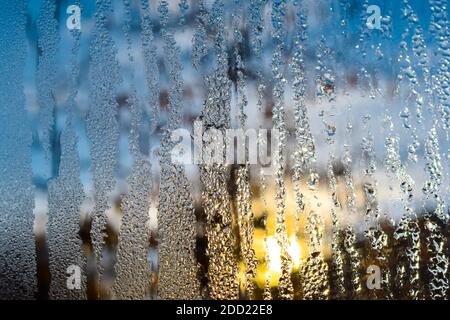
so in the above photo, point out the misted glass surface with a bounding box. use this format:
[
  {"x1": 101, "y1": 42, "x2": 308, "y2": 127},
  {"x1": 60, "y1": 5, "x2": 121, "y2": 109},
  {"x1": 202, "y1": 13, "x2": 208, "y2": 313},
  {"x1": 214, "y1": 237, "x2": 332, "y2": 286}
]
[{"x1": 0, "y1": 0, "x2": 449, "y2": 300}]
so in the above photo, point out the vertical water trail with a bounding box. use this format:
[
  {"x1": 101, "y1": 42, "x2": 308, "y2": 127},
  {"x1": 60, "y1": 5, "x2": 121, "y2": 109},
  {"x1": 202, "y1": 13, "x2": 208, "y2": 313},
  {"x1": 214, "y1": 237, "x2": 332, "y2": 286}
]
[
  {"x1": 200, "y1": 76, "x2": 239, "y2": 300},
  {"x1": 248, "y1": 0, "x2": 266, "y2": 115},
  {"x1": 389, "y1": 1, "x2": 426, "y2": 299},
  {"x1": 292, "y1": 7, "x2": 332, "y2": 299},
  {"x1": 423, "y1": 127, "x2": 448, "y2": 299},
  {"x1": 157, "y1": 0, "x2": 201, "y2": 300},
  {"x1": 247, "y1": 0, "x2": 268, "y2": 219},
  {"x1": 48, "y1": 120, "x2": 86, "y2": 299},
  {"x1": 0, "y1": 0, "x2": 36, "y2": 300},
  {"x1": 428, "y1": 1, "x2": 450, "y2": 295},
  {"x1": 325, "y1": 127, "x2": 346, "y2": 299},
  {"x1": 233, "y1": 1, "x2": 258, "y2": 299},
  {"x1": 248, "y1": 0, "x2": 265, "y2": 50},
  {"x1": 270, "y1": 0, "x2": 294, "y2": 300},
  {"x1": 178, "y1": 0, "x2": 189, "y2": 26},
  {"x1": 263, "y1": 242, "x2": 273, "y2": 299},
  {"x1": 247, "y1": 2, "x2": 272, "y2": 297},
  {"x1": 338, "y1": 0, "x2": 350, "y2": 36},
  {"x1": 262, "y1": 184, "x2": 272, "y2": 298},
  {"x1": 140, "y1": 0, "x2": 160, "y2": 136},
  {"x1": 33, "y1": 2, "x2": 60, "y2": 296},
  {"x1": 198, "y1": 0, "x2": 239, "y2": 300},
  {"x1": 315, "y1": 35, "x2": 343, "y2": 299},
  {"x1": 396, "y1": 2, "x2": 423, "y2": 165},
  {"x1": 356, "y1": 1, "x2": 391, "y2": 299},
  {"x1": 192, "y1": 0, "x2": 209, "y2": 70},
  {"x1": 356, "y1": 0, "x2": 376, "y2": 98},
  {"x1": 291, "y1": 0, "x2": 308, "y2": 241},
  {"x1": 384, "y1": 116, "x2": 421, "y2": 299},
  {"x1": 86, "y1": 0, "x2": 121, "y2": 285},
  {"x1": 294, "y1": 34, "x2": 332, "y2": 301},
  {"x1": 402, "y1": 1, "x2": 431, "y2": 125},
  {"x1": 236, "y1": 166, "x2": 257, "y2": 298},
  {"x1": 336, "y1": 9, "x2": 363, "y2": 298},
  {"x1": 36, "y1": 0, "x2": 60, "y2": 165},
  {"x1": 112, "y1": 0, "x2": 153, "y2": 299},
  {"x1": 429, "y1": 0, "x2": 450, "y2": 135},
  {"x1": 326, "y1": 156, "x2": 345, "y2": 299},
  {"x1": 428, "y1": 0, "x2": 450, "y2": 222},
  {"x1": 341, "y1": 107, "x2": 362, "y2": 298},
  {"x1": 360, "y1": 117, "x2": 392, "y2": 299},
  {"x1": 406, "y1": 0, "x2": 449, "y2": 215},
  {"x1": 410, "y1": 14, "x2": 433, "y2": 119},
  {"x1": 396, "y1": 0, "x2": 448, "y2": 299},
  {"x1": 290, "y1": 1, "x2": 309, "y2": 298},
  {"x1": 138, "y1": 0, "x2": 159, "y2": 295},
  {"x1": 47, "y1": 16, "x2": 86, "y2": 299}
]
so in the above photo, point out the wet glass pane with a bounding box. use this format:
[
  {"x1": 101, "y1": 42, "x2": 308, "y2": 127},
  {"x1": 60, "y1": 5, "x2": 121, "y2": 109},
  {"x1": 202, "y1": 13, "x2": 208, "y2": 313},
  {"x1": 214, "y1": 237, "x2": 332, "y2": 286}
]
[{"x1": 0, "y1": 0, "x2": 449, "y2": 300}]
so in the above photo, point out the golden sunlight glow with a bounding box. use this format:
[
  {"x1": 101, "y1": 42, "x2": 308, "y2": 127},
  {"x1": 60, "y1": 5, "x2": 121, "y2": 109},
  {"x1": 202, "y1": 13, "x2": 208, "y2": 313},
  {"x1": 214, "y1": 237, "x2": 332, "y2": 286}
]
[
  {"x1": 266, "y1": 237, "x2": 281, "y2": 274},
  {"x1": 287, "y1": 236, "x2": 302, "y2": 270}
]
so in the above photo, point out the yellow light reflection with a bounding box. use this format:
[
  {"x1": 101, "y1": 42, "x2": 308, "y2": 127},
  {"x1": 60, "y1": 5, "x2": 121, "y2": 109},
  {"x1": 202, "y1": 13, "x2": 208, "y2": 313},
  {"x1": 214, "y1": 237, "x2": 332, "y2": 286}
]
[
  {"x1": 287, "y1": 236, "x2": 302, "y2": 270},
  {"x1": 265, "y1": 237, "x2": 281, "y2": 274}
]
